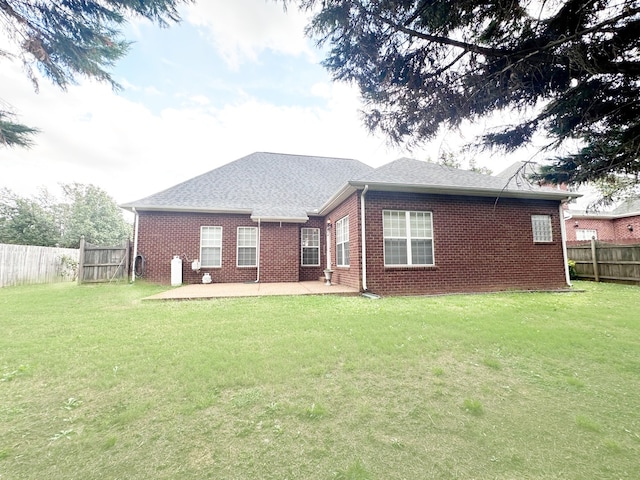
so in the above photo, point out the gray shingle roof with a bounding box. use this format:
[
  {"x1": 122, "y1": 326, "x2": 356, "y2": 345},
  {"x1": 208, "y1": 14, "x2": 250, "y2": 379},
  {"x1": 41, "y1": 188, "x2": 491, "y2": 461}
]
[
  {"x1": 352, "y1": 158, "x2": 565, "y2": 196},
  {"x1": 122, "y1": 154, "x2": 575, "y2": 219},
  {"x1": 612, "y1": 197, "x2": 640, "y2": 215},
  {"x1": 121, "y1": 152, "x2": 374, "y2": 220}
]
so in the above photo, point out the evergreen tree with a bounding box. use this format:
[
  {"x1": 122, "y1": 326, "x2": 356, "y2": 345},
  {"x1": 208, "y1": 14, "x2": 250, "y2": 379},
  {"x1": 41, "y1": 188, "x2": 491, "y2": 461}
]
[
  {"x1": 0, "y1": 0, "x2": 191, "y2": 147},
  {"x1": 283, "y1": 0, "x2": 640, "y2": 187}
]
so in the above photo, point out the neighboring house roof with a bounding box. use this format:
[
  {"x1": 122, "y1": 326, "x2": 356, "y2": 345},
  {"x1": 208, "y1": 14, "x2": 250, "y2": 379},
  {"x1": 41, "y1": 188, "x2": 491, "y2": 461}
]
[
  {"x1": 567, "y1": 196, "x2": 640, "y2": 220},
  {"x1": 612, "y1": 197, "x2": 640, "y2": 216},
  {"x1": 122, "y1": 153, "x2": 578, "y2": 221}
]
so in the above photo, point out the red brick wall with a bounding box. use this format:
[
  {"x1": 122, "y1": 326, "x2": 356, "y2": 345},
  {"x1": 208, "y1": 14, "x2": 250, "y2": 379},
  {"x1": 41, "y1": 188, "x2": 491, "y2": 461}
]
[
  {"x1": 324, "y1": 192, "x2": 361, "y2": 289},
  {"x1": 565, "y1": 218, "x2": 615, "y2": 242},
  {"x1": 136, "y1": 211, "x2": 325, "y2": 285},
  {"x1": 137, "y1": 191, "x2": 571, "y2": 295},
  {"x1": 361, "y1": 192, "x2": 568, "y2": 296},
  {"x1": 613, "y1": 217, "x2": 640, "y2": 242},
  {"x1": 258, "y1": 222, "x2": 299, "y2": 282},
  {"x1": 565, "y1": 216, "x2": 640, "y2": 244}
]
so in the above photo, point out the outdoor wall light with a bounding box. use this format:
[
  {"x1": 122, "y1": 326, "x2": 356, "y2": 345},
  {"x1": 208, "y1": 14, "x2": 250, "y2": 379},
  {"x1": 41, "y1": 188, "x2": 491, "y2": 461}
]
[
  {"x1": 327, "y1": 218, "x2": 332, "y2": 229},
  {"x1": 628, "y1": 224, "x2": 634, "y2": 232},
  {"x1": 574, "y1": 221, "x2": 579, "y2": 228}
]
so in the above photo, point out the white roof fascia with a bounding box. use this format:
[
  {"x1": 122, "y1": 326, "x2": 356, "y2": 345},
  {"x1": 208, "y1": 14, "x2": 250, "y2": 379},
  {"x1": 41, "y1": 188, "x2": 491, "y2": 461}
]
[
  {"x1": 317, "y1": 183, "x2": 358, "y2": 216},
  {"x1": 120, "y1": 205, "x2": 253, "y2": 215},
  {"x1": 571, "y1": 211, "x2": 640, "y2": 220},
  {"x1": 250, "y1": 215, "x2": 309, "y2": 224},
  {"x1": 347, "y1": 181, "x2": 581, "y2": 201}
]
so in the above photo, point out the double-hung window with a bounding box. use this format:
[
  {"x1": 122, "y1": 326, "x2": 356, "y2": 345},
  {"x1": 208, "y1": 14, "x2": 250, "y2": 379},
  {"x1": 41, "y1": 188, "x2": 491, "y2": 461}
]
[
  {"x1": 301, "y1": 228, "x2": 320, "y2": 266},
  {"x1": 576, "y1": 228, "x2": 597, "y2": 241},
  {"x1": 383, "y1": 210, "x2": 434, "y2": 266},
  {"x1": 200, "y1": 226, "x2": 222, "y2": 268},
  {"x1": 237, "y1": 226, "x2": 258, "y2": 267},
  {"x1": 531, "y1": 215, "x2": 553, "y2": 243},
  {"x1": 335, "y1": 216, "x2": 350, "y2": 267}
]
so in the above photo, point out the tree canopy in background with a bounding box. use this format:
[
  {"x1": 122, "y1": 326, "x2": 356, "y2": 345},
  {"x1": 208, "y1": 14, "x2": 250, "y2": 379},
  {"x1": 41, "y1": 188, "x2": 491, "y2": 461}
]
[
  {"x1": 285, "y1": 0, "x2": 640, "y2": 191},
  {"x1": 0, "y1": 0, "x2": 191, "y2": 147},
  {"x1": 0, "y1": 184, "x2": 131, "y2": 248}
]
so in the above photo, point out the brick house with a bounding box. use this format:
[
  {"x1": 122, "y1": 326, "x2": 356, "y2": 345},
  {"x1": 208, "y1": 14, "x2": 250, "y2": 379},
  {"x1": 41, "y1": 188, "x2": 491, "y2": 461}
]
[
  {"x1": 121, "y1": 152, "x2": 578, "y2": 296},
  {"x1": 565, "y1": 198, "x2": 640, "y2": 245}
]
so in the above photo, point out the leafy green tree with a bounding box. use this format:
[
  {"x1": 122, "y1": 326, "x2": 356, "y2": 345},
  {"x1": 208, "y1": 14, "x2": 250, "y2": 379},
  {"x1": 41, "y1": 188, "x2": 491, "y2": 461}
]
[
  {"x1": 0, "y1": 0, "x2": 191, "y2": 147},
  {"x1": 0, "y1": 184, "x2": 131, "y2": 248},
  {"x1": 59, "y1": 183, "x2": 131, "y2": 248},
  {"x1": 284, "y1": 0, "x2": 640, "y2": 188},
  {"x1": 0, "y1": 189, "x2": 59, "y2": 246}
]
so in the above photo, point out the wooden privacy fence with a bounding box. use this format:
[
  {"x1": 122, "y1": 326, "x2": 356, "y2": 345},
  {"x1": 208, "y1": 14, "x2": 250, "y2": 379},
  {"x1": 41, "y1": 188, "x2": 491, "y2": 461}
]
[
  {"x1": 568, "y1": 239, "x2": 640, "y2": 284},
  {"x1": 78, "y1": 237, "x2": 131, "y2": 284},
  {"x1": 0, "y1": 243, "x2": 79, "y2": 288}
]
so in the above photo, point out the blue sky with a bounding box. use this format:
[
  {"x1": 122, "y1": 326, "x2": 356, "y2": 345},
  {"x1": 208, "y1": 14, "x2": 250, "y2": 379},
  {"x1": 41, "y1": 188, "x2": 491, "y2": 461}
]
[{"x1": 2, "y1": 1, "x2": 532, "y2": 205}]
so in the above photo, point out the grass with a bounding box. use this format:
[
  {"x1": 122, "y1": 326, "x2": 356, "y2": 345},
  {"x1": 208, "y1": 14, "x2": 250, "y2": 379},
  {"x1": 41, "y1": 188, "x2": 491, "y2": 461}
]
[{"x1": 0, "y1": 280, "x2": 639, "y2": 479}]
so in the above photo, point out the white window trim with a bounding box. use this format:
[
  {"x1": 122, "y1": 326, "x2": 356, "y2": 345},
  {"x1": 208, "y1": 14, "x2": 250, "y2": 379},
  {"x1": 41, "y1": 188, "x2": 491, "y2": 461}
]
[
  {"x1": 200, "y1": 226, "x2": 222, "y2": 268},
  {"x1": 236, "y1": 226, "x2": 258, "y2": 267},
  {"x1": 336, "y1": 216, "x2": 350, "y2": 267},
  {"x1": 531, "y1": 214, "x2": 553, "y2": 243},
  {"x1": 301, "y1": 227, "x2": 321, "y2": 267},
  {"x1": 383, "y1": 210, "x2": 435, "y2": 267}
]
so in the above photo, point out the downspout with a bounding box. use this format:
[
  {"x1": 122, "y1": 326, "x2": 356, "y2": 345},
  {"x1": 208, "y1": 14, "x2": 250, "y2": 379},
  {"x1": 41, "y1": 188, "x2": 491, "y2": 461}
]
[
  {"x1": 255, "y1": 218, "x2": 261, "y2": 283},
  {"x1": 326, "y1": 220, "x2": 332, "y2": 270},
  {"x1": 559, "y1": 200, "x2": 572, "y2": 287},
  {"x1": 360, "y1": 185, "x2": 369, "y2": 291},
  {"x1": 131, "y1": 207, "x2": 139, "y2": 283}
]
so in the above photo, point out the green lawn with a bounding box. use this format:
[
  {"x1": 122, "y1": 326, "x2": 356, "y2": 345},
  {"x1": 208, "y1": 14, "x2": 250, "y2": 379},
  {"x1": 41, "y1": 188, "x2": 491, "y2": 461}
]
[{"x1": 1, "y1": 281, "x2": 639, "y2": 479}]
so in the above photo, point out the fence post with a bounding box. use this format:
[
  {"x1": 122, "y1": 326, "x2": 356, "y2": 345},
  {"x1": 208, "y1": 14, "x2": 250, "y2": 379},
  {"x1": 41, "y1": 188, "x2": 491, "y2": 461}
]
[
  {"x1": 590, "y1": 237, "x2": 599, "y2": 282},
  {"x1": 77, "y1": 236, "x2": 85, "y2": 285}
]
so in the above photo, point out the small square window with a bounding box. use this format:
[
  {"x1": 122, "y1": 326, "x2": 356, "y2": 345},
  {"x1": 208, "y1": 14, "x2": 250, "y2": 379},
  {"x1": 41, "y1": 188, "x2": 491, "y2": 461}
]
[{"x1": 531, "y1": 215, "x2": 553, "y2": 243}]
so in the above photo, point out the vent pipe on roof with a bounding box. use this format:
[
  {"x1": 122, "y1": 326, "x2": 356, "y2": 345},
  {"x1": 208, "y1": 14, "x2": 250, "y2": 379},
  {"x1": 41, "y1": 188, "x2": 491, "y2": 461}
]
[{"x1": 360, "y1": 185, "x2": 369, "y2": 291}]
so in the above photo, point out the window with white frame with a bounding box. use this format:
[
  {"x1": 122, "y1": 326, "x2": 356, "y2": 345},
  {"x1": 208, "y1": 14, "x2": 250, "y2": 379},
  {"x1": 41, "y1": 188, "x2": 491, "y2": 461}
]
[
  {"x1": 531, "y1": 214, "x2": 553, "y2": 242},
  {"x1": 383, "y1": 210, "x2": 434, "y2": 266},
  {"x1": 237, "y1": 226, "x2": 257, "y2": 267},
  {"x1": 200, "y1": 226, "x2": 222, "y2": 268},
  {"x1": 576, "y1": 229, "x2": 597, "y2": 241},
  {"x1": 335, "y1": 216, "x2": 349, "y2": 267},
  {"x1": 301, "y1": 228, "x2": 320, "y2": 266}
]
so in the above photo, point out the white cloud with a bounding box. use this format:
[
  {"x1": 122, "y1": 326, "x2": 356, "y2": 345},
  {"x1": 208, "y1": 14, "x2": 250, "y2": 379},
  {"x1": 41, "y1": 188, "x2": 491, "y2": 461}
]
[
  {"x1": 1, "y1": 58, "x2": 437, "y2": 205},
  {"x1": 184, "y1": 0, "x2": 314, "y2": 68}
]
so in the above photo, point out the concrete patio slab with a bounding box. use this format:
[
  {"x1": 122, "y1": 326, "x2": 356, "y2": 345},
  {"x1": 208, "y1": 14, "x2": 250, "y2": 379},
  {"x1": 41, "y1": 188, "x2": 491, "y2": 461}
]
[{"x1": 143, "y1": 281, "x2": 360, "y2": 300}]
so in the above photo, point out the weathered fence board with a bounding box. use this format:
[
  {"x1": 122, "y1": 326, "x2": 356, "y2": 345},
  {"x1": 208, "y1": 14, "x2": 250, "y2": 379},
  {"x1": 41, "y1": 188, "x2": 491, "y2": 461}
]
[
  {"x1": 78, "y1": 237, "x2": 130, "y2": 284},
  {"x1": 568, "y1": 240, "x2": 640, "y2": 284},
  {"x1": 0, "y1": 244, "x2": 79, "y2": 288}
]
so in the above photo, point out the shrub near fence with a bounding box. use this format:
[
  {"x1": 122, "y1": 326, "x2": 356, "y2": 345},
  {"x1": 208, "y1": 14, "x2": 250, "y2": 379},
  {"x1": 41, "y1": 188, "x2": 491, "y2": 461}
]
[{"x1": 0, "y1": 243, "x2": 80, "y2": 288}]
